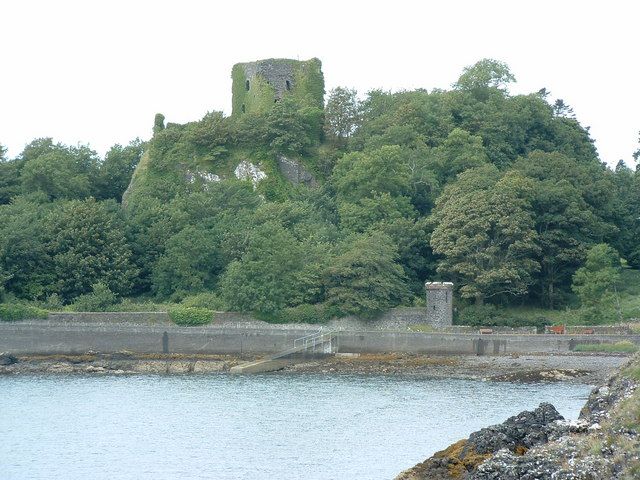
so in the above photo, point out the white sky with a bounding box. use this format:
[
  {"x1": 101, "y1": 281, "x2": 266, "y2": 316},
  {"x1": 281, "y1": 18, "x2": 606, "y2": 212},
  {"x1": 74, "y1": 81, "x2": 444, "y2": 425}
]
[{"x1": 1, "y1": 0, "x2": 638, "y2": 167}]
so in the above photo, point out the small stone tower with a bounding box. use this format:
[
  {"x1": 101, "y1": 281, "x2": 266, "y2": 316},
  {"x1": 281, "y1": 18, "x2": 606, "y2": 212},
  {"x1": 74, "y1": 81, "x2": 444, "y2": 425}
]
[
  {"x1": 425, "y1": 282, "x2": 454, "y2": 327},
  {"x1": 231, "y1": 58, "x2": 324, "y2": 116}
]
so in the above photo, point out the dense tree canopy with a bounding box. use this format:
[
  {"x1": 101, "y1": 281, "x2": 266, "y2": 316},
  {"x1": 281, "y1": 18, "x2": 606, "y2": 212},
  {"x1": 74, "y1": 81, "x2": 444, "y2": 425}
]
[{"x1": 0, "y1": 58, "x2": 638, "y2": 323}]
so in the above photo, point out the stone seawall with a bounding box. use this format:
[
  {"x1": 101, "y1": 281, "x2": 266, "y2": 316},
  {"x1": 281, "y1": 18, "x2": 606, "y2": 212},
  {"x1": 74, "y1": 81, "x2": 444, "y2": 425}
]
[
  {"x1": 44, "y1": 310, "x2": 534, "y2": 333},
  {"x1": 1, "y1": 321, "x2": 639, "y2": 356}
]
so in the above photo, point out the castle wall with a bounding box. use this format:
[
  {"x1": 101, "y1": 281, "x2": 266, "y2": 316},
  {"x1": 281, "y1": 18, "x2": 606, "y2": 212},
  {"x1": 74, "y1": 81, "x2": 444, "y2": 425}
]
[{"x1": 231, "y1": 58, "x2": 324, "y2": 116}]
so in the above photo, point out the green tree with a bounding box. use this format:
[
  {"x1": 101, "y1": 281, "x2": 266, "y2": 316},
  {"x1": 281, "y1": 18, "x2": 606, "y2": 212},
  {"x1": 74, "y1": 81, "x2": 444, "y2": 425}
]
[
  {"x1": 514, "y1": 151, "x2": 613, "y2": 307},
  {"x1": 324, "y1": 87, "x2": 360, "y2": 145},
  {"x1": 333, "y1": 145, "x2": 410, "y2": 202},
  {"x1": 0, "y1": 197, "x2": 54, "y2": 299},
  {"x1": 431, "y1": 166, "x2": 539, "y2": 304},
  {"x1": 572, "y1": 243, "x2": 622, "y2": 323},
  {"x1": 610, "y1": 160, "x2": 640, "y2": 268},
  {"x1": 454, "y1": 58, "x2": 516, "y2": 99},
  {"x1": 324, "y1": 231, "x2": 409, "y2": 318},
  {"x1": 152, "y1": 226, "x2": 221, "y2": 300},
  {"x1": 0, "y1": 143, "x2": 23, "y2": 204},
  {"x1": 432, "y1": 128, "x2": 489, "y2": 183},
  {"x1": 70, "y1": 282, "x2": 118, "y2": 312},
  {"x1": 261, "y1": 96, "x2": 323, "y2": 155},
  {"x1": 219, "y1": 222, "x2": 304, "y2": 314},
  {"x1": 45, "y1": 198, "x2": 137, "y2": 301},
  {"x1": 19, "y1": 140, "x2": 99, "y2": 200},
  {"x1": 94, "y1": 139, "x2": 144, "y2": 202},
  {"x1": 338, "y1": 193, "x2": 416, "y2": 233}
]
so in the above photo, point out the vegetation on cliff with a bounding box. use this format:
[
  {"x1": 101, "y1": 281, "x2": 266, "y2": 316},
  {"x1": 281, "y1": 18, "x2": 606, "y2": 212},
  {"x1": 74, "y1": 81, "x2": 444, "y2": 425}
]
[{"x1": 0, "y1": 58, "x2": 639, "y2": 324}]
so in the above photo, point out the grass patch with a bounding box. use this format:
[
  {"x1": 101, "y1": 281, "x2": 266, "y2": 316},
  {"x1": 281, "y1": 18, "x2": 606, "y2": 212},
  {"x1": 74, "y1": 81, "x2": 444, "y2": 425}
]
[
  {"x1": 574, "y1": 341, "x2": 639, "y2": 353},
  {"x1": 0, "y1": 304, "x2": 48, "y2": 321},
  {"x1": 408, "y1": 324, "x2": 436, "y2": 332}
]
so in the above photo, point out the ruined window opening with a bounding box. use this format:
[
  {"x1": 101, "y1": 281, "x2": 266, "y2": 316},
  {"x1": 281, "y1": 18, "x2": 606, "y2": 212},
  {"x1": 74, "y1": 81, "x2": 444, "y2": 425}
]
[
  {"x1": 241, "y1": 104, "x2": 245, "y2": 113},
  {"x1": 245, "y1": 80, "x2": 250, "y2": 91},
  {"x1": 285, "y1": 80, "x2": 291, "y2": 91}
]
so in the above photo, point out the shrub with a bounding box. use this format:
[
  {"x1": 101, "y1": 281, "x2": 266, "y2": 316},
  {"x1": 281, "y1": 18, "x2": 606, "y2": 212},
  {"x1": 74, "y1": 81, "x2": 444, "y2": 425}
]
[
  {"x1": 456, "y1": 305, "x2": 550, "y2": 332},
  {"x1": 0, "y1": 304, "x2": 48, "y2": 322},
  {"x1": 43, "y1": 293, "x2": 63, "y2": 310},
  {"x1": 181, "y1": 292, "x2": 226, "y2": 310},
  {"x1": 168, "y1": 306, "x2": 214, "y2": 326},
  {"x1": 456, "y1": 305, "x2": 501, "y2": 326},
  {"x1": 69, "y1": 283, "x2": 118, "y2": 312},
  {"x1": 279, "y1": 303, "x2": 332, "y2": 324}
]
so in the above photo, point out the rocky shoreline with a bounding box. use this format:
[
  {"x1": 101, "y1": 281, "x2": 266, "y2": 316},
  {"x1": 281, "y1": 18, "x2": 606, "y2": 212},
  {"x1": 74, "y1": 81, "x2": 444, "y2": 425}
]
[
  {"x1": 0, "y1": 351, "x2": 628, "y2": 385},
  {"x1": 395, "y1": 353, "x2": 640, "y2": 479}
]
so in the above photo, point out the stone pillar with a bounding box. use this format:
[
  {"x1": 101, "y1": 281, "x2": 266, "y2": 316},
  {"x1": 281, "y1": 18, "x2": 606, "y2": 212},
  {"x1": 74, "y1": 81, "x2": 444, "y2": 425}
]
[{"x1": 425, "y1": 282, "x2": 454, "y2": 327}]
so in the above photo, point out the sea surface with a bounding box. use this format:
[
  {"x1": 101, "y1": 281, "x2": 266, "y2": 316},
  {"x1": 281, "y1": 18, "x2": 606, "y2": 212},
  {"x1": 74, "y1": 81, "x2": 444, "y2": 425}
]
[{"x1": 1, "y1": 373, "x2": 592, "y2": 480}]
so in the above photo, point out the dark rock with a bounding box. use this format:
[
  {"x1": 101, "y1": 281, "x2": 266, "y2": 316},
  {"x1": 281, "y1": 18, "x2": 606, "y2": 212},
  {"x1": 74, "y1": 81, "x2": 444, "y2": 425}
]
[
  {"x1": 466, "y1": 402, "x2": 563, "y2": 455},
  {"x1": 0, "y1": 353, "x2": 18, "y2": 365},
  {"x1": 276, "y1": 155, "x2": 317, "y2": 187},
  {"x1": 395, "y1": 403, "x2": 563, "y2": 480}
]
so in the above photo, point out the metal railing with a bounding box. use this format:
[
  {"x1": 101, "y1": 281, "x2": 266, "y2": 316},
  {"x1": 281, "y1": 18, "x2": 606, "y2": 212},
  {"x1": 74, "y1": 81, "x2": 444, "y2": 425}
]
[{"x1": 293, "y1": 329, "x2": 336, "y2": 353}]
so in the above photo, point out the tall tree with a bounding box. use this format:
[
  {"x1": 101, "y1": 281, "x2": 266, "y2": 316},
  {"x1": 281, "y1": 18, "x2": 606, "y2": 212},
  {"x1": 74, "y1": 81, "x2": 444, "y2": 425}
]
[
  {"x1": 219, "y1": 221, "x2": 304, "y2": 314},
  {"x1": 432, "y1": 128, "x2": 489, "y2": 183},
  {"x1": 572, "y1": 243, "x2": 622, "y2": 323},
  {"x1": 152, "y1": 226, "x2": 221, "y2": 300},
  {"x1": 94, "y1": 139, "x2": 144, "y2": 202},
  {"x1": 45, "y1": 198, "x2": 137, "y2": 301},
  {"x1": 513, "y1": 151, "x2": 612, "y2": 307},
  {"x1": 333, "y1": 145, "x2": 410, "y2": 203},
  {"x1": 453, "y1": 58, "x2": 515, "y2": 100},
  {"x1": 431, "y1": 166, "x2": 539, "y2": 304},
  {"x1": 324, "y1": 87, "x2": 360, "y2": 145},
  {"x1": 19, "y1": 140, "x2": 99, "y2": 201},
  {"x1": 0, "y1": 143, "x2": 24, "y2": 204},
  {"x1": 323, "y1": 231, "x2": 409, "y2": 318}
]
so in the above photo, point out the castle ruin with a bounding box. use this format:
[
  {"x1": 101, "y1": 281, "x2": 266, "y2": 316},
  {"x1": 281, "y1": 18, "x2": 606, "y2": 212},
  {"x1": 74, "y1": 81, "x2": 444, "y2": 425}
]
[{"x1": 231, "y1": 58, "x2": 324, "y2": 116}]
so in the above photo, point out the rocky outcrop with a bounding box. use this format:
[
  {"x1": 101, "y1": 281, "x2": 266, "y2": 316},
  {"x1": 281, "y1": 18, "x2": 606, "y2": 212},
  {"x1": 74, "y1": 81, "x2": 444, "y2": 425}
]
[
  {"x1": 234, "y1": 160, "x2": 267, "y2": 188},
  {"x1": 276, "y1": 155, "x2": 317, "y2": 187},
  {"x1": 185, "y1": 169, "x2": 221, "y2": 185},
  {"x1": 0, "y1": 353, "x2": 17, "y2": 365},
  {"x1": 466, "y1": 402, "x2": 563, "y2": 455},
  {"x1": 0, "y1": 353, "x2": 242, "y2": 375},
  {"x1": 395, "y1": 404, "x2": 564, "y2": 480},
  {"x1": 396, "y1": 354, "x2": 640, "y2": 480}
]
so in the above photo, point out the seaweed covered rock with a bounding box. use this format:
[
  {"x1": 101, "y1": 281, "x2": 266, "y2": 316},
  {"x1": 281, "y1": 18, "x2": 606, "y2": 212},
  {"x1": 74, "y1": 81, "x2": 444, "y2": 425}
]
[
  {"x1": 395, "y1": 403, "x2": 564, "y2": 480},
  {"x1": 397, "y1": 354, "x2": 640, "y2": 480}
]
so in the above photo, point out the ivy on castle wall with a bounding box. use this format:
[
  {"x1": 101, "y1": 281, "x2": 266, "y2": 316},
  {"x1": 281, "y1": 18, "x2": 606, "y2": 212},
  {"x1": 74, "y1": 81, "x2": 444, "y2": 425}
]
[
  {"x1": 231, "y1": 58, "x2": 325, "y2": 116},
  {"x1": 232, "y1": 66, "x2": 277, "y2": 116}
]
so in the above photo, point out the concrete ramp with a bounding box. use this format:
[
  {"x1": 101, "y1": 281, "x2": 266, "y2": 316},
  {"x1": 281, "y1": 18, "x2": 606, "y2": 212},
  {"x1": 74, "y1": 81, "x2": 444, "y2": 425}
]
[{"x1": 230, "y1": 330, "x2": 336, "y2": 374}]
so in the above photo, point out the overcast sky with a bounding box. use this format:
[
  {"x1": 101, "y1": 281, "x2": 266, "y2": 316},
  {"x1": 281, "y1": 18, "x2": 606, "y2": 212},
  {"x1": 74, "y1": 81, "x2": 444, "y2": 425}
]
[{"x1": 1, "y1": 0, "x2": 638, "y2": 167}]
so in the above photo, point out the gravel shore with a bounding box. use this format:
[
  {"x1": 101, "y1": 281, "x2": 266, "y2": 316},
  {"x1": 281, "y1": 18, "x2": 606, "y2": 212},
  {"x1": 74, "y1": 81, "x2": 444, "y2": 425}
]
[{"x1": 0, "y1": 352, "x2": 628, "y2": 384}]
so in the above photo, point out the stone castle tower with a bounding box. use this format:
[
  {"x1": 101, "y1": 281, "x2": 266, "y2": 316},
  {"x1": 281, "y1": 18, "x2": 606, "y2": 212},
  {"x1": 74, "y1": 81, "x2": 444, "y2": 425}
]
[
  {"x1": 231, "y1": 58, "x2": 324, "y2": 116},
  {"x1": 425, "y1": 282, "x2": 454, "y2": 327}
]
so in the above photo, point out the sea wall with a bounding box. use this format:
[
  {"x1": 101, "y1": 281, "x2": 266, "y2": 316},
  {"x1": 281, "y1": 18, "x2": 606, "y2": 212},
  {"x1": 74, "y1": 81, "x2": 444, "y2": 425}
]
[
  {"x1": 1, "y1": 320, "x2": 639, "y2": 356},
  {"x1": 45, "y1": 310, "x2": 534, "y2": 333}
]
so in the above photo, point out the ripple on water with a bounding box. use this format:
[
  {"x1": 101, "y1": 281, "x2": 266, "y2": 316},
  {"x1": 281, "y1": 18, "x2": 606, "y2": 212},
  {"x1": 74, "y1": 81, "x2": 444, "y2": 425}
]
[{"x1": 0, "y1": 374, "x2": 592, "y2": 480}]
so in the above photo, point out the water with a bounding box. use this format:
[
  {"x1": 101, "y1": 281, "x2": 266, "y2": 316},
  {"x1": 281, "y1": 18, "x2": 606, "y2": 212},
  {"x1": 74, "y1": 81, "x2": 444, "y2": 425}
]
[{"x1": 1, "y1": 374, "x2": 591, "y2": 480}]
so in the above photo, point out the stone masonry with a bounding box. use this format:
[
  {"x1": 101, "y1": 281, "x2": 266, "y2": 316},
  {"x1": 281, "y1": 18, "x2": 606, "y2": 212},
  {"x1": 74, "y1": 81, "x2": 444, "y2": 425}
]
[{"x1": 425, "y1": 281, "x2": 454, "y2": 327}]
